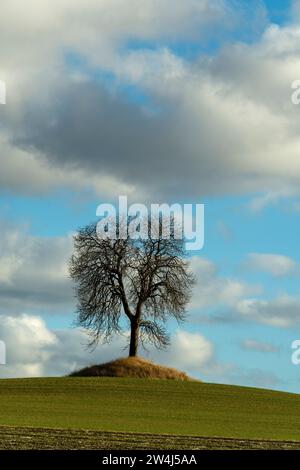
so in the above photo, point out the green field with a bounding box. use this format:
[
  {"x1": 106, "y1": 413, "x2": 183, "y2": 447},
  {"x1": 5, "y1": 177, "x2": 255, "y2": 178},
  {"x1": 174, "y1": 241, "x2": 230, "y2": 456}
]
[{"x1": 1, "y1": 377, "x2": 300, "y2": 447}]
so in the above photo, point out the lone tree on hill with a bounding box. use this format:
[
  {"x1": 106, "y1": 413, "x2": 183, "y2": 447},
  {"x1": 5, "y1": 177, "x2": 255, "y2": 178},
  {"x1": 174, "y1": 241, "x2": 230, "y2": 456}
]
[{"x1": 69, "y1": 219, "x2": 195, "y2": 357}]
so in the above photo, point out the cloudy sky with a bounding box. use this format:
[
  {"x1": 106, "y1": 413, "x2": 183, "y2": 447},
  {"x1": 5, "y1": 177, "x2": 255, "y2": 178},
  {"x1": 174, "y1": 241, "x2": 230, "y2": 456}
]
[{"x1": 1, "y1": 0, "x2": 300, "y2": 392}]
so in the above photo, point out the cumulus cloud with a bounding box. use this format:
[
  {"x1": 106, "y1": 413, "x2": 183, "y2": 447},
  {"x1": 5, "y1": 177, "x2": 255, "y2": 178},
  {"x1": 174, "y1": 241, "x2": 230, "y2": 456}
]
[
  {"x1": 240, "y1": 339, "x2": 279, "y2": 353},
  {"x1": 0, "y1": 313, "x2": 282, "y2": 388},
  {"x1": 236, "y1": 295, "x2": 300, "y2": 327},
  {"x1": 245, "y1": 253, "x2": 297, "y2": 277},
  {"x1": 0, "y1": 314, "x2": 57, "y2": 377},
  {"x1": 0, "y1": 1, "x2": 299, "y2": 200},
  {"x1": 0, "y1": 222, "x2": 74, "y2": 313},
  {"x1": 0, "y1": 0, "x2": 237, "y2": 198},
  {"x1": 0, "y1": 134, "x2": 136, "y2": 197},
  {"x1": 0, "y1": 313, "x2": 220, "y2": 378},
  {"x1": 0, "y1": 0, "x2": 232, "y2": 62},
  {"x1": 194, "y1": 291, "x2": 300, "y2": 329},
  {"x1": 190, "y1": 257, "x2": 261, "y2": 311},
  {"x1": 150, "y1": 330, "x2": 214, "y2": 371},
  {"x1": 0, "y1": 314, "x2": 97, "y2": 377}
]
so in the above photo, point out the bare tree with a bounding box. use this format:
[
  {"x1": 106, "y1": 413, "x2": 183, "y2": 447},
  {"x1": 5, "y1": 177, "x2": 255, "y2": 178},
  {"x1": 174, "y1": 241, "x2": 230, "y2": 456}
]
[{"x1": 69, "y1": 219, "x2": 195, "y2": 357}]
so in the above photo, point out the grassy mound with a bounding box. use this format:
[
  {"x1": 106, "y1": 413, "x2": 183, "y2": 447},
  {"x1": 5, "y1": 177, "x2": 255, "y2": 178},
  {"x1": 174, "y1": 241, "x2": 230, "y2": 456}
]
[{"x1": 69, "y1": 356, "x2": 192, "y2": 381}]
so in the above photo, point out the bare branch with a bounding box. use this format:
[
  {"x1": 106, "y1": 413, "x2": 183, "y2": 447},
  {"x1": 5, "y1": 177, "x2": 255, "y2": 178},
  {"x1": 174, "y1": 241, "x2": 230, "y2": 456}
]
[{"x1": 69, "y1": 217, "x2": 195, "y2": 355}]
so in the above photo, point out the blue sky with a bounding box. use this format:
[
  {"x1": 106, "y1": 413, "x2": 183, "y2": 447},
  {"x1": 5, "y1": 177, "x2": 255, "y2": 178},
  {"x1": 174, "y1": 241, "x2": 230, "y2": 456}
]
[{"x1": 1, "y1": 0, "x2": 300, "y2": 391}]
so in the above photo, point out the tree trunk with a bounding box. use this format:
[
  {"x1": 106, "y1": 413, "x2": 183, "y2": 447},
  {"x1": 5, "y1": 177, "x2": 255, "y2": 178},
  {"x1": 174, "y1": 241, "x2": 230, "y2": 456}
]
[{"x1": 129, "y1": 319, "x2": 139, "y2": 357}]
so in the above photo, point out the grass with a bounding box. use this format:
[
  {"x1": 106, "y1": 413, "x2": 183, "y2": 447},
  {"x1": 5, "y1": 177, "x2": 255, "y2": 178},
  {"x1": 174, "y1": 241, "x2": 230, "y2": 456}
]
[
  {"x1": 70, "y1": 357, "x2": 192, "y2": 380},
  {"x1": 1, "y1": 377, "x2": 300, "y2": 442}
]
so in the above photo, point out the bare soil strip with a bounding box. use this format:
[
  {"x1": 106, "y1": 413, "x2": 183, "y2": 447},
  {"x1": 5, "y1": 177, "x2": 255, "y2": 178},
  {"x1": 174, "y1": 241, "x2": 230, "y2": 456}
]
[{"x1": 0, "y1": 426, "x2": 299, "y2": 450}]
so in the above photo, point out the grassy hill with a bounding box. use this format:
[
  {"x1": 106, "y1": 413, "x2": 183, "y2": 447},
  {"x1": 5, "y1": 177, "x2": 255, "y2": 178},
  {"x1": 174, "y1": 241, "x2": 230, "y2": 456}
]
[{"x1": 1, "y1": 376, "x2": 300, "y2": 447}]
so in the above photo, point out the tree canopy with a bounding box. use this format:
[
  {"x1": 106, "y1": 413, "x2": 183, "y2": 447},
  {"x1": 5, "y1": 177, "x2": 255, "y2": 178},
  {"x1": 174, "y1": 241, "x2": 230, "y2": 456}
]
[{"x1": 69, "y1": 220, "x2": 195, "y2": 356}]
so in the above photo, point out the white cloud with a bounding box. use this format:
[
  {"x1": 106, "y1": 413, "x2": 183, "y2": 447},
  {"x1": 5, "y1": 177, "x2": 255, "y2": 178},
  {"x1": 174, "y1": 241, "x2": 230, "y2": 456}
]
[
  {"x1": 0, "y1": 314, "x2": 283, "y2": 388},
  {"x1": 0, "y1": 313, "x2": 57, "y2": 377},
  {"x1": 240, "y1": 339, "x2": 279, "y2": 353},
  {"x1": 236, "y1": 295, "x2": 300, "y2": 327},
  {"x1": 190, "y1": 257, "x2": 261, "y2": 310},
  {"x1": 245, "y1": 253, "x2": 297, "y2": 277},
  {"x1": 150, "y1": 330, "x2": 214, "y2": 371},
  {"x1": 0, "y1": 313, "x2": 127, "y2": 378},
  {"x1": 0, "y1": 0, "x2": 235, "y2": 198},
  {"x1": 0, "y1": 313, "x2": 220, "y2": 378},
  {"x1": 248, "y1": 190, "x2": 297, "y2": 213},
  {"x1": 0, "y1": 134, "x2": 136, "y2": 197},
  {"x1": 0, "y1": 223, "x2": 74, "y2": 313},
  {"x1": 0, "y1": 1, "x2": 299, "y2": 200},
  {"x1": 0, "y1": 0, "x2": 233, "y2": 89}
]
